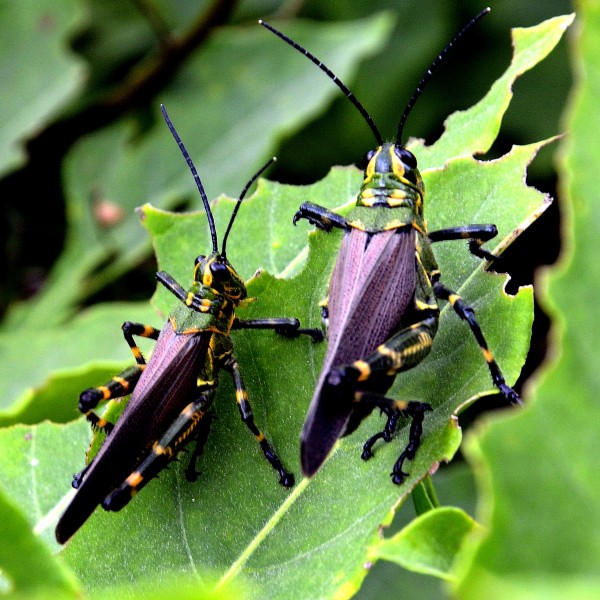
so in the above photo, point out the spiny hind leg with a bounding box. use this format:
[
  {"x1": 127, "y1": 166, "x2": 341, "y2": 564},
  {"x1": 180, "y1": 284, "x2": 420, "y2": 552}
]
[{"x1": 102, "y1": 393, "x2": 214, "y2": 511}]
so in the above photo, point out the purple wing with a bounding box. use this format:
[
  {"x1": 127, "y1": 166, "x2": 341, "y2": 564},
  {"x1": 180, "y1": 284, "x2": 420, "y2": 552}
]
[
  {"x1": 56, "y1": 325, "x2": 208, "y2": 543},
  {"x1": 301, "y1": 227, "x2": 416, "y2": 475}
]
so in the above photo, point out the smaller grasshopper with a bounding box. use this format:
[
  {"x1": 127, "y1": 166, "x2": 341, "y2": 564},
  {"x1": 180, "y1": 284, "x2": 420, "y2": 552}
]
[
  {"x1": 55, "y1": 105, "x2": 322, "y2": 544},
  {"x1": 261, "y1": 9, "x2": 521, "y2": 484}
]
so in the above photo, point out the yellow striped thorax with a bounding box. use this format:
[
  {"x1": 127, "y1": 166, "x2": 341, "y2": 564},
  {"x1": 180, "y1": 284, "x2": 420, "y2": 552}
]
[
  {"x1": 171, "y1": 252, "x2": 247, "y2": 335},
  {"x1": 348, "y1": 143, "x2": 425, "y2": 233}
]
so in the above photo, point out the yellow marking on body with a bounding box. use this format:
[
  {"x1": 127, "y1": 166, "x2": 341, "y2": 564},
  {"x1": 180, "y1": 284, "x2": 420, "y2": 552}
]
[
  {"x1": 153, "y1": 444, "x2": 166, "y2": 456},
  {"x1": 353, "y1": 360, "x2": 371, "y2": 382},
  {"x1": 236, "y1": 389, "x2": 249, "y2": 404},
  {"x1": 126, "y1": 471, "x2": 144, "y2": 488},
  {"x1": 415, "y1": 299, "x2": 437, "y2": 311},
  {"x1": 185, "y1": 292, "x2": 195, "y2": 307},
  {"x1": 482, "y1": 348, "x2": 494, "y2": 363},
  {"x1": 132, "y1": 347, "x2": 143, "y2": 361},
  {"x1": 182, "y1": 404, "x2": 195, "y2": 419},
  {"x1": 99, "y1": 386, "x2": 111, "y2": 400},
  {"x1": 96, "y1": 418, "x2": 108, "y2": 428},
  {"x1": 362, "y1": 147, "x2": 381, "y2": 186},
  {"x1": 255, "y1": 433, "x2": 265, "y2": 442},
  {"x1": 361, "y1": 188, "x2": 375, "y2": 199},
  {"x1": 393, "y1": 400, "x2": 409, "y2": 411},
  {"x1": 383, "y1": 219, "x2": 405, "y2": 230},
  {"x1": 389, "y1": 189, "x2": 407, "y2": 200},
  {"x1": 412, "y1": 222, "x2": 426, "y2": 236},
  {"x1": 143, "y1": 325, "x2": 154, "y2": 337},
  {"x1": 348, "y1": 219, "x2": 367, "y2": 231}
]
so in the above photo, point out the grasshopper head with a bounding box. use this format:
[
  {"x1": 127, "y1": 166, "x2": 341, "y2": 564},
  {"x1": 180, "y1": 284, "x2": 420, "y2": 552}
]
[{"x1": 194, "y1": 252, "x2": 247, "y2": 302}]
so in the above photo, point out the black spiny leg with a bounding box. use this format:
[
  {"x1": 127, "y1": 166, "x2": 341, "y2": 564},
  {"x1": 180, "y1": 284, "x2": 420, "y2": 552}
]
[
  {"x1": 293, "y1": 201, "x2": 349, "y2": 232},
  {"x1": 233, "y1": 317, "x2": 323, "y2": 342},
  {"x1": 224, "y1": 356, "x2": 294, "y2": 487},
  {"x1": 354, "y1": 391, "x2": 432, "y2": 484},
  {"x1": 432, "y1": 276, "x2": 521, "y2": 405}
]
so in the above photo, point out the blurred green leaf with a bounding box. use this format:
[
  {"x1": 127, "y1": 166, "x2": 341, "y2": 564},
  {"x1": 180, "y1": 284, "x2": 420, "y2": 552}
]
[
  {"x1": 0, "y1": 428, "x2": 80, "y2": 597},
  {"x1": 2, "y1": 14, "x2": 392, "y2": 331},
  {"x1": 452, "y1": 4, "x2": 600, "y2": 599},
  {"x1": 0, "y1": 302, "x2": 157, "y2": 425},
  {"x1": 0, "y1": 0, "x2": 86, "y2": 177}
]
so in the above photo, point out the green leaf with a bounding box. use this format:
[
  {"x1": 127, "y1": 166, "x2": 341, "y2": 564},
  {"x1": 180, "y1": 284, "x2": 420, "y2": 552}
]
[
  {"x1": 0, "y1": 11, "x2": 566, "y2": 600},
  {"x1": 0, "y1": 0, "x2": 86, "y2": 177},
  {"x1": 369, "y1": 507, "x2": 482, "y2": 581},
  {"x1": 451, "y1": 4, "x2": 600, "y2": 599}
]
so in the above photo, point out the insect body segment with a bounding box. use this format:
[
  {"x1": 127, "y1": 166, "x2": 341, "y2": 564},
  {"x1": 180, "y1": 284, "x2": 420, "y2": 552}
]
[
  {"x1": 55, "y1": 106, "x2": 322, "y2": 544},
  {"x1": 261, "y1": 9, "x2": 520, "y2": 484}
]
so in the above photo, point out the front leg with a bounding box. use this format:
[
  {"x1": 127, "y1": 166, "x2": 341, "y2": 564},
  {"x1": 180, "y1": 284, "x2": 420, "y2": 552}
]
[
  {"x1": 428, "y1": 224, "x2": 498, "y2": 261},
  {"x1": 233, "y1": 317, "x2": 323, "y2": 342},
  {"x1": 293, "y1": 201, "x2": 349, "y2": 232}
]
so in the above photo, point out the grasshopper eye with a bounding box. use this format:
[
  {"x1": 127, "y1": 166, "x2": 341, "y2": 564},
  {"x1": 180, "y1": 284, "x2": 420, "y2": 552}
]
[
  {"x1": 210, "y1": 261, "x2": 229, "y2": 281},
  {"x1": 194, "y1": 255, "x2": 206, "y2": 266},
  {"x1": 361, "y1": 149, "x2": 377, "y2": 169},
  {"x1": 395, "y1": 146, "x2": 417, "y2": 169}
]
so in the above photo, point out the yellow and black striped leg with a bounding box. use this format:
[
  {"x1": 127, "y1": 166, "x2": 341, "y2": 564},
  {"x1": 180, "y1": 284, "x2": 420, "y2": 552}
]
[
  {"x1": 293, "y1": 201, "x2": 349, "y2": 232},
  {"x1": 102, "y1": 394, "x2": 214, "y2": 511},
  {"x1": 354, "y1": 392, "x2": 432, "y2": 484},
  {"x1": 78, "y1": 323, "x2": 160, "y2": 440},
  {"x1": 233, "y1": 317, "x2": 323, "y2": 342},
  {"x1": 328, "y1": 314, "x2": 439, "y2": 388},
  {"x1": 157, "y1": 271, "x2": 222, "y2": 314},
  {"x1": 224, "y1": 356, "x2": 294, "y2": 487},
  {"x1": 432, "y1": 277, "x2": 521, "y2": 405},
  {"x1": 78, "y1": 322, "x2": 160, "y2": 413},
  {"x1": 429, "y1": 224, "x2": 498, "y2": 261}
]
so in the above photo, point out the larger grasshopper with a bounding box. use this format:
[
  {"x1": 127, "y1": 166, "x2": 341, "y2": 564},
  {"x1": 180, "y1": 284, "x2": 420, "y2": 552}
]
[{"x1": 260, "y1": 9, "x2": 521, "y2": 484}]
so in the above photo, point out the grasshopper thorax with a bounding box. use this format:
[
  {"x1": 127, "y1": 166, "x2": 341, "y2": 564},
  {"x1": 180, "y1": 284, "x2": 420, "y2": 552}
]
[
  {"x1": 193, "y1": 252, "x2": 247, "y2": 302},
  {"x1": 358, "y1": 142, "x2": 424, "y2": 215}
]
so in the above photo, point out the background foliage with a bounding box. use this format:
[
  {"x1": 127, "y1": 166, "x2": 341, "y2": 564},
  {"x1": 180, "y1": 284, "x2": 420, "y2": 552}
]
[{"x1": 1, "y1": 1, "x2": 595, "y2": 599}]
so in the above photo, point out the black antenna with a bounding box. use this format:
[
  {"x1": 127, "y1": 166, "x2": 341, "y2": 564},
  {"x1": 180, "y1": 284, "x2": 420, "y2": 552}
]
[
  {"x1": 259, "y1": 20, "x2": 383, "y2": 146},
  {"x1": 160, "y1": 104, "x2": 219, "y2": 253},
  {"x1": 221, "y1": 156, "x2": 277, "y2": 257},
  {"x1": 396, "y1": 7, "x2": 491, "y2": 146}
]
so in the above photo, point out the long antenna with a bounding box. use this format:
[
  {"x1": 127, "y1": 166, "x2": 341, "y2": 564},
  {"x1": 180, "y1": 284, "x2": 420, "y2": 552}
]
[
  {"x1": 259, "y1": 20, "x2": 383, "y2": 146},
  {"x1": 221, "y1": 156, "x2": 277, "y2": 257},
  {"x1": 160, "y1": 104, "x2": 219, "y2": 253},
  {"x1": 396, "y1": 7, "x2": 490, "y2": 145}
]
